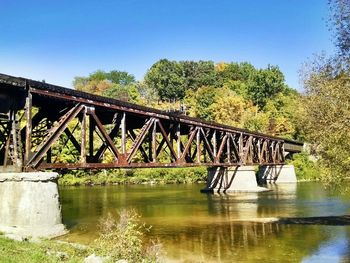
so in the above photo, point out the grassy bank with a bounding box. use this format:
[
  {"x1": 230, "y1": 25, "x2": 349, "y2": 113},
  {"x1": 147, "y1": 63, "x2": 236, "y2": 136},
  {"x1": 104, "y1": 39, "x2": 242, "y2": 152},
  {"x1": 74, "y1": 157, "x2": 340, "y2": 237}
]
[
  {"x1": 0, "y1": 237, "x2": 88, "y2": 263},
  {"x1": 0, "y1": 209, "x2": 162, "y2": 263},
  {"x1": 58, "y1": 167, "x2": 207, "y2": 186}
]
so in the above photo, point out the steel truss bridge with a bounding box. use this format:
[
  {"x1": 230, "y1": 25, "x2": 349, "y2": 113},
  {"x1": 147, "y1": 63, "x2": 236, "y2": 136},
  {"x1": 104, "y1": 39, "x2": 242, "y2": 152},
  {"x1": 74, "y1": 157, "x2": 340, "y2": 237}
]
[{"x1": 0, "y1": 73, "x2": 303, "y2": 172}]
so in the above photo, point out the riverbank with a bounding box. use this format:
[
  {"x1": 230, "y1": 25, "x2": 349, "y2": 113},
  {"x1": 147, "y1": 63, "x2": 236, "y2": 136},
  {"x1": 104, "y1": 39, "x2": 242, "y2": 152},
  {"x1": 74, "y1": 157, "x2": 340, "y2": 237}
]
[
  {"x1": 0, "y1": 236, "x2": 88, "y2": 262},
  {"x1": 57, "y1": 153, "x2": 320, "y2": 186},
  {"x1": 0, "y1": 209, "x2": 163, "y2": 263},
  {"x1": 58, "y1": 167, "x2": 207, "y2": 186}
]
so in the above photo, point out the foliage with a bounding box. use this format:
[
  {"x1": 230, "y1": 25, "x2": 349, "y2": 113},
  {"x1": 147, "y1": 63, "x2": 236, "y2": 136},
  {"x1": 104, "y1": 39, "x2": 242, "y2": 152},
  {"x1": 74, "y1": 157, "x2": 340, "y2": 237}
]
[
  {"x1": 144, "y1": 59, "x2": 185, "y2": 100},
  {"x1": 287, "y1": 152, "x2": 320, "y2": 181},
  {"x1": 73, "y1": 70, "x2": 140, "y2": 103},
  {"x1": 328, "y1": 0, "x2": 350, "y2": 58},
  {"x1": 247, "y1": 65, "x2": 287, "y2": 109},
  {"x1": 58, "y1": 167, "x2": 207, "y2": 186},
  {"x1": 92, "y1": 209, "x2": 162, "y2": 262},
  {"x1": 300, "y1": 0, "x2": 350, "y2": 184},
  {"x1": 302, "y1": 62, "x2": 350, "y2": 183},
  {"x1": 184, "y1": 86, "x2": 218, "y2": 121}
]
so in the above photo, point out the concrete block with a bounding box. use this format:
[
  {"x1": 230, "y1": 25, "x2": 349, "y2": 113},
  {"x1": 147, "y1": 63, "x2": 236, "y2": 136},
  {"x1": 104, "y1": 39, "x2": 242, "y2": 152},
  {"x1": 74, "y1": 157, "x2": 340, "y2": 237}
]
[
  {"x1": 201, "y1": 166, "x2": 269, "y2": 193},
  {"x1": 257, "y1": 165, "x2": 297, "y2": 184},
  {"x1": 0, "y1": 172, "x2": 67, "y2": 240}
]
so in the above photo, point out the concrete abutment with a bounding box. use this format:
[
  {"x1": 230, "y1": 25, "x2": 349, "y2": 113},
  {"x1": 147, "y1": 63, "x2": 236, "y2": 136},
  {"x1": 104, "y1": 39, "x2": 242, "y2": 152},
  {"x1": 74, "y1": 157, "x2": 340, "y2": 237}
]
[
  {"x1": 0, "y1": 172, "x2": 66, "y2": 240},
  {"x1": 202, "y1": 164, "x2": 297, "y2": 194},
  {"x1": 201, "y1": 166, "x2": 269, "y2": 193},
  {"x1": 257, "y1": 164, "x2": 297, "y2": 184}
]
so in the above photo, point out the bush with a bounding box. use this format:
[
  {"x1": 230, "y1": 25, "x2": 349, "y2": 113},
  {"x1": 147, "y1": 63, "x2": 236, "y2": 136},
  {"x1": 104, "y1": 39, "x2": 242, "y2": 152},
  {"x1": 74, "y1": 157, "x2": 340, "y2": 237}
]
[
  {"x1": 287, "y1": 152, "x2": 320, "y2": 181},
  {"x1": 91, "y1": 209, "x2": 162, "y2": 262}
]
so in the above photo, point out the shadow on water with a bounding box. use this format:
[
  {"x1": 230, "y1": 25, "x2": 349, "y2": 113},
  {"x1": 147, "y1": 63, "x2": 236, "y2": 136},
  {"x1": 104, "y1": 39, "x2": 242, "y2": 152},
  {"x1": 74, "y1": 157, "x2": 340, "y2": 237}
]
[{"x1": 278, "y1": 215, "x2": 350, "y2": 226}]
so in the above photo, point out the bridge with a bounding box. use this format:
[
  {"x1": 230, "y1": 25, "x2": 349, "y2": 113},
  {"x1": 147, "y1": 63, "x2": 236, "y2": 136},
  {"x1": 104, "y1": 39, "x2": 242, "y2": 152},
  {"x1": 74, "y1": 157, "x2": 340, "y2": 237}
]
[
  {"x1": 0, "y1": 73, "x2": 303, "y2": 240},
  {"x1": 0, "y1": 73, "x2": 302, "y2": 172}
]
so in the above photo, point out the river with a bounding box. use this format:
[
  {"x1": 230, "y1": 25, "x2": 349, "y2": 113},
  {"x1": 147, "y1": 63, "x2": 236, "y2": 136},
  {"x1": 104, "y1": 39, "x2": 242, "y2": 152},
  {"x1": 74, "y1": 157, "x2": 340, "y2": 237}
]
[{"x1": 58, "y1": 182, "x2": 350, "y2": 262}]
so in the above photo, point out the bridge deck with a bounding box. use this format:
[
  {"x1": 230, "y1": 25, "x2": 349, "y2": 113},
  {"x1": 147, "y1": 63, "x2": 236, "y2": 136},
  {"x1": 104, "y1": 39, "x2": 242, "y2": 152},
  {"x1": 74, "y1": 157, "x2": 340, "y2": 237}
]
[{"x1": 0, "y1": 73, "x2": 303, "y2": 171}]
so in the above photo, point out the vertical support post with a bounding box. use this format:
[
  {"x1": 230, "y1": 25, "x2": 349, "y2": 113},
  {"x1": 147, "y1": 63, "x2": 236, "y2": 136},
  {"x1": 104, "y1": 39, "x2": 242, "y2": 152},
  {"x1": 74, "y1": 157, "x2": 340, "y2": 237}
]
[
  {"x1": 151, "y1": 120, "x2": 157, "y2": 162},
  {"x1": 227, "y1": 134, "x2": 231, "y2": 163},
  {"x1": 80, "y1": 107, "x2": 87, "y2": 163},
  {"x1": 196, "y1": 127, "x2": 201, "y2": 163},
  {"x1": 176, "y1": 123, "x2": 181, "y2": 159},
  {"x1": 121, "y1": 112, "x2": 126, "y2": 154},
  {"x1": 213, "y1": 130, "x2": 217, "y2": 157},
  {"x1": 239, "y1": 132, "x2": 243, "y2": 164},
  {"x1": 89, "y1": 115, "x2": 94, "y2": 158},
  {"x1": 24, "y1": 91, "x2": 32, "y2": 163},
  {"x1": 47, "y1": 119, "x2": 52, "y2": 164}
]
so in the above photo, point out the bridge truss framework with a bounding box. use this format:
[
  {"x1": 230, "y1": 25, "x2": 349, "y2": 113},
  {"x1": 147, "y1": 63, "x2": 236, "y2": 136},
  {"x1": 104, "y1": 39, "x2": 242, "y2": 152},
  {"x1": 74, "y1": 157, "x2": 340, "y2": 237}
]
[{"x1": 0, "y1": 74, "x2": 303, "y2": 172}]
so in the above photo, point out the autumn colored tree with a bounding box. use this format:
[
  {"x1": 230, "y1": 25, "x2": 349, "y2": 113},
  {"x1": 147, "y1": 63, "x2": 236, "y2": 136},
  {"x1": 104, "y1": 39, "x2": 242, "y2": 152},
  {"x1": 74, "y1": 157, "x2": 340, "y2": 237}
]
[{"x1": 302, "y1": 0, "x2": 350, "y2": 183}]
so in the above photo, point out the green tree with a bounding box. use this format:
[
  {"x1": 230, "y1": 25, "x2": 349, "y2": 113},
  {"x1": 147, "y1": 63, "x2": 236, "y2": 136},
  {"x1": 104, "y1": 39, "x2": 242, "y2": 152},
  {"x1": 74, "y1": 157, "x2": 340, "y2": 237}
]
[
  {"x1": 184, "y1": 86, "x2": 218, "y2": 121},
  {"x1": 144, "y1": 59, "x2": 184, "y2": 100},
  {"x1": 247, "y1": 65, "x2": 286, "y2": 109},
  {"x1": 181, "y1": 60, "x2": 216, "y2": 90},
  {"x1": 215, "y1": 62, "x2": 255, "y2": 88}
]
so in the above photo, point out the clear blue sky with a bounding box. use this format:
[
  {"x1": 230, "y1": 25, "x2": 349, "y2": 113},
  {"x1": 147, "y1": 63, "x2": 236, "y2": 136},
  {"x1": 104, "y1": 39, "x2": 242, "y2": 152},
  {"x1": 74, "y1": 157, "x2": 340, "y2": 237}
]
[{"x1": 0, "y1": 0, "x2": 334, "y2": 90}]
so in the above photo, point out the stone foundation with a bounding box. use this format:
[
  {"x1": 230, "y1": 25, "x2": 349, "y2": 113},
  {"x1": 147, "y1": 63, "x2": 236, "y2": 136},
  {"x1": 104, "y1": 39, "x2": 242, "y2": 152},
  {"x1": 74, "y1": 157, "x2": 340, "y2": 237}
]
[
  {"x1": 201, "y1": 166, "x2": 269, "y2": 193},
  {"x1": 0, "y1": 172, "x2": 67, "y2": 240},
  {"x1": 257, "y1": 165, "x2": 297, "y2": 184}
]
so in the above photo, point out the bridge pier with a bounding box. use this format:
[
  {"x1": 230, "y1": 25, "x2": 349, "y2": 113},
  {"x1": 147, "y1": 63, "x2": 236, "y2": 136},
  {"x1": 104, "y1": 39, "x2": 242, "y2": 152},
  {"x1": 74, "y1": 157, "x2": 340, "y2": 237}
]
[
  {"x1": 0, "y1": 172, "x2": 66, "y2": 240},
  {"x1": 257, "y1": 165, "x2": 297, "y2": 184},
  {"x1": 201, "y1": 166, "x2": 269, "y2": 193}
]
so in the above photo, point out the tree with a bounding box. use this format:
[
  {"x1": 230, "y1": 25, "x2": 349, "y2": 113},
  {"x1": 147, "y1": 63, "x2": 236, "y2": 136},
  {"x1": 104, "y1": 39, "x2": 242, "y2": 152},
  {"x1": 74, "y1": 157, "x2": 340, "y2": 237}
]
[
  {"x1": 302, "y1": 63, "x2": 350, "y2": 183},
  {"x1": 181, "y1": 60, "x2": 216, "y2": 90},
  {"x1": 247, "y1": 65, "x2": 286, "y2": 109},
  {"x1": 211, "y1": 93, "x2": 257, "y2": 127},
  {"x1": 73, "y1": 70, "x2": 139, "y2": 102},
  {"x1": 184, "y1": 86, "x2": 218, "y2": 121},
  {"x1": 215, "y1": 62, "x2": 255, "y2": 89},
  {"x1": 107, "y1": 70, "x2": 135, "y2": 85},
  {"x1": 144, "y1": 59, "x2": 184, "y2": 100},
  {"x1": 301, "y1": 0, "x2": 350, "y2": 183},
  {"x1": 329, "y1": 0, "x2": 350, "y2": 58}
]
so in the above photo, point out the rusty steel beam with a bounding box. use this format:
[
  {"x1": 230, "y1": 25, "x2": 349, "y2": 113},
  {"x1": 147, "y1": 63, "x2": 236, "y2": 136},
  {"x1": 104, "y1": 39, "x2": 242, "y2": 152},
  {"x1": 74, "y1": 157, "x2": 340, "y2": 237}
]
[{"x1": 25, "y1": 104, "x2": 84, "y2": 169}]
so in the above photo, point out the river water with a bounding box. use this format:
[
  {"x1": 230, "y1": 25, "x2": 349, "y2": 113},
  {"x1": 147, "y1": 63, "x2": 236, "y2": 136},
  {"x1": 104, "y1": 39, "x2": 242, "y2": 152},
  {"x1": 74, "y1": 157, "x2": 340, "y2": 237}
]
[{"x1": 59, "y1": 182, "x2": 350, "y2": 262}]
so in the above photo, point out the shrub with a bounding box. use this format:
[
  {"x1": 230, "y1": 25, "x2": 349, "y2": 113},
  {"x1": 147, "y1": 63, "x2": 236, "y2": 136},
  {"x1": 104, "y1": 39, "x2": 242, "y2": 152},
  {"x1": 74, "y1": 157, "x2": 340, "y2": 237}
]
[
  {"x1": 287, "y1": 152, "x2": 320, "y2": 181},
  {"x1": 92, "y1": 209, "x2": 163, "y2": 263}
]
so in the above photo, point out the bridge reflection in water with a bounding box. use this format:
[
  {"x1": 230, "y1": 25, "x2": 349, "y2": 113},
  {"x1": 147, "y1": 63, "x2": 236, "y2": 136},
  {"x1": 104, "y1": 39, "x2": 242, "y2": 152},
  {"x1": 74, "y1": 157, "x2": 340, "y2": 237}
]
[{"x1": 59, "y1": 182, "x2": 350, "y2": 262}]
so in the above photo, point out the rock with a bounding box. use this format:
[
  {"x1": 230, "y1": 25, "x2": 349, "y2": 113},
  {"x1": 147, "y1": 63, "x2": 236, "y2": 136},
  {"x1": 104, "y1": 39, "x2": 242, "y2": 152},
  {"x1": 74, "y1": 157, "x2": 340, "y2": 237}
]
[
  {"x1": 56, "y1": 251, "x2": 69, "y2": 261},
  {"x1": 115, "y1": 260, "x2": 128, "y2": 263},
  {"x1": 83, "y1": 254, "x2": 105, "y2": 263}
]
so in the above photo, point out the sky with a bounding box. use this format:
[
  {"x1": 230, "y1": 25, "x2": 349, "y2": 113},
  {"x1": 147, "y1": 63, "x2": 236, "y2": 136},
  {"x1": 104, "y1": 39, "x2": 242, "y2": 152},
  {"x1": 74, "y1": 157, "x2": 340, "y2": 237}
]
[{"x1": 0, "y1": 0, "x2": 334, "y2": 90}]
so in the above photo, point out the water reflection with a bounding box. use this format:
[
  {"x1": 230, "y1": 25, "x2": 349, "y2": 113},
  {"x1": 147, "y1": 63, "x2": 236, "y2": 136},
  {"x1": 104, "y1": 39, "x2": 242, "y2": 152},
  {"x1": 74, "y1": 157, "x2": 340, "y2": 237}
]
[{"x1": 59, "y1": 182, "x2": 350, "y2": 262}]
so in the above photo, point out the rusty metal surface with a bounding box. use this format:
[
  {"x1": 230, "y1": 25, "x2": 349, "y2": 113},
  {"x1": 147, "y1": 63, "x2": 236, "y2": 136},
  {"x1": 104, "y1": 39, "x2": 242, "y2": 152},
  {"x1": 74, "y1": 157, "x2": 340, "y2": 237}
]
[{"x1": 0, "y1": 73, "x2": 303, "y2": 171}]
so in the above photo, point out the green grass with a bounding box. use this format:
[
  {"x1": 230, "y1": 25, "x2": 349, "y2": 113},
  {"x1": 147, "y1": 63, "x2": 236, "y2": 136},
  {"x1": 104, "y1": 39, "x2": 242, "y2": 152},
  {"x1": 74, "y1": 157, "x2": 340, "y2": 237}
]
[{"x1": 0, "y1": 237, "x2": 88, "y2": 263}]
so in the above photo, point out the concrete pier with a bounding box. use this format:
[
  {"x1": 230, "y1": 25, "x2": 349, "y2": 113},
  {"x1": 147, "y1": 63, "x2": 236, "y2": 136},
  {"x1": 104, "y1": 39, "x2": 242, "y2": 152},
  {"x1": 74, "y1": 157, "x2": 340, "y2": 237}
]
[
  {"x1": 0, "y1": 172, "x2": 66, "y2": 240},
  {"x1": 257, "y1": 165, "x2": 297, "y2": 184},
  {"x1": 201, "y1": 166, "x2": 269, "y2": 193}
]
